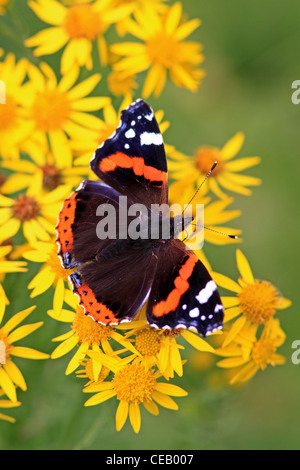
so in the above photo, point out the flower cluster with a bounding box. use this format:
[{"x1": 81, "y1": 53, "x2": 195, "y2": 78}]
[{"x1": 0, "y1": 0, "x2": 291, "y2": 431}]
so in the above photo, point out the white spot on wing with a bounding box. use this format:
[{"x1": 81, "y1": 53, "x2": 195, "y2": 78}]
[
  {"x1": 140, "y1": 132, "x2": 163, "y2": 146},
  {"x1": 145, "y1": 112, "x2": 154, "y2": 121},
  {"x1": 189, "y1": 307, "x2": 200, "y2": 318},
  {"x1": 125, "y1": 128, "x2": 136, "y2": 139},
  {"x1": 196, "y1": 280, "x2": 217, "y2": 304},
  {"x1": 214, "y1": 304, "x2": 223, "y2": 313}
]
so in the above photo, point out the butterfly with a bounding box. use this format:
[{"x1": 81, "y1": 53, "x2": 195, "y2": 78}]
[{"x1": 56, "y1": 99, "x2": 224, "y2": 337}]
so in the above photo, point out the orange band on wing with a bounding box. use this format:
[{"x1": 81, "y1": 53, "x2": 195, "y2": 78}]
[
  {"x1": 99, "y1": 152, "x2": 167, "y2": 185},
  {"x1": 75, "y1": 282, "x2": 117, "y2": 325},
  {"x1": 56, "y1": 192, "x2": 77, "y2": 255},
  {"x1": 153, "y1": 255, "x2": 198, "y2": 318}
]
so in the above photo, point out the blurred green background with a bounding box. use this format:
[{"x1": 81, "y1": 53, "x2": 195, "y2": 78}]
[{"x1": 0, "y1": 0, "x2": 300, "y2": 450}]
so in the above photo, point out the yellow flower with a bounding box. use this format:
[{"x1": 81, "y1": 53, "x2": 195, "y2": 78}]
[
  {"x1": 1, "y1": 140, "x2": 89, "y2": 195},
  {"x1": 0, "y1": 244, "x2": 27, "y2": 277},
  {"x1": 72, "y1": 99, "x2": 170, "y2": 167},
  {"x1": 111, "y1": 2, "x2": 205, "y2": 97},
  {"x1": 0, "y1": 396, "x2": 21, "y2": 423},
  {"x1": 19, "y1": 61, "x2": 109, "y2": 167},
  {"x1": 169, "y1": 191, "x2": 242, "y2": 246},
  {"x1": 120, "y1": 315, "x2": 184, "y2": 379},
  {"x1": 216, "y1": 318, "x2": 286, "y2": 384},
  {"x1": 49, "y1": 288, "x2": 140, "y2": 376},
  {"x1": 83, "y1": 357, "x2": 188, "y2": 433},
  {"x1": 22, "y1": 240, "x2": 76, "y2": 320},
  {"x1": 76, "y1": 357, "x2": 110, "y2": 387},
  {"x1": 168, "y1": 132, "x2": 261, "y2": 199},
  {"x1": 212, "y1": 249, "x2": 291, "y2": 347},
  {"x1": 0, "y1": 54, "x2": 32, "y2": 159},
  {"x1": 0, "y1": 184, "x2": 72, "y2": 244},
  {"x1": 25, "y1": 0, "x2": 134, "y2": 73},
  {"x1": 0, "y1": 294, "x2": 49, "y2": 402}
]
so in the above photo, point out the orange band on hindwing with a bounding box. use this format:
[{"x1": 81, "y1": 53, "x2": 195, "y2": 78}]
[
  {"x1": 153, "y1": 255, "x2": 198, "y2": 317},
  {"x1": 75, "y1": 281, "x2": 118, "y2": 325}
]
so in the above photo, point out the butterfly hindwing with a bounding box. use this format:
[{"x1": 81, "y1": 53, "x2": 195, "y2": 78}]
[
  {"x1": 90, "y1": 99, "x2": 168, "y2": 206},
  {"x1": 69, "y1": 241, "x2": 158, "y2": 325},
  {"x1": 146, "y1": 239, "x2": 224, "y2": 337}
]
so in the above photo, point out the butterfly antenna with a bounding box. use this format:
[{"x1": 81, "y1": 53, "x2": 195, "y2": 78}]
[
  {"x1": 182, "y1": 161, "x2": 218, "y2": 215},
  {"x1": 191, "y1": 223, "x2": 238, "y2": 240}
]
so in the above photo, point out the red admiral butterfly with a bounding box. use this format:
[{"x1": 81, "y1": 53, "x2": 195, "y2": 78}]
[{"x1": 56, "y1": 99, "x2": 224, "y2": 336}]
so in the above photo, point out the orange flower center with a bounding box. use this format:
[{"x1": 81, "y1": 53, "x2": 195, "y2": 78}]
[
  {"x1": 195, "y1": 146, "x2": 223, "y2": 175},
  {"x1": 72, "y1": 307, "x2": 113, "y2": 346},
  {"x1": 113, "y1": 362, "x2": 156, "y2": 404},
  {"x1": 42, "y1": 164, "x2": 62, "y2": 190},
  {"x1": 251, "y1": 338, "x2": 276, "y2": 369},
  {"x1": 238, "y1": 280, "x2": 279, "y2": 325},
  {"x1": 64, "y1": 4, "x2": 103, "y2": 40},
  {"x1": 0, "y1": 95, "x2": 18, "y2": 131},
  {"x1": 147, "y1": 34, "x2": 179, "y2": 68},
  {"x1": 135, "y1": 328, "x2": 161, "y2": 356},
  {"x1": 13, "y1": 195, "x2": 40, "y2": 222},
  {"x1": 32, "y1": 90, "x2": 70, "y2": 132}
]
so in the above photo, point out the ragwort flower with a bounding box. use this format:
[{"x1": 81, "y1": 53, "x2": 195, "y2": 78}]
[
  {"x1": 216, "y1": 318, "x2": 286, "y2": 384},
  {"x1": 25, "y1": 0, "x2": 134, "y2": 73},
  {"x1": 212, "y1": 249, "x2": 291, "y2": 347},
  {"x1": 0, "y1": 54, "x2": 32, "y2": 159},
  {"x1": 168, "y1": 132, "x2": 261, "y2": 199},
  {"x1": 83, "y1": 356, "x2": 188, "y2": 433},
  {"x1": 0, "y1": 294, "x2": 49, "y2": 402},
  {"x1": 0, "y1": 184, "x2": 71, "y2": 244},
  {"x1": 111, "y1": 2, "x2": 205, "y2": 97},
  {"x1": 50, "y1": 289, "x2": 140, "y2": 376},
  {"x1": 20, "y1": 61, "x2": 109, "y2": 167}
]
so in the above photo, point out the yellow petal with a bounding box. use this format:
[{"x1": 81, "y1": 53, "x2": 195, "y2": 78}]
[
  {"x1": 236, "y1": 249, "x2": 254, "y2": 284},
  {"x1": 0, "y1": 367, "x2": 17, "y2": 402},
  {"x1": 221, "y1": 132, "x2": 245, "y2": 160},
  {"x1": 7, "y1": 322, "x2": 44, "y2": 344},
  {"x1": 129, "y1": 402, "x2": 141, "y2": 433},
  {"x1": 181, "y1": 330, "x2": 215, "y2": 353},
  {"x1": 2, "y1": 306, "x2": 36, "y2": 334},
  {"x1": 212, "y1": 272, "x2": 242, "y2": 293},
  {"x1": 10, "y1": 347, "x2": 49, "y2": 360},
  {"x1": 154, "y1": 382, "x2": 188, "y2": 397},
  {"x1": 225, "y1": 156, "x2": 261, "y2": 172},
  {"x1": 66, "y1": 341, "x2": 89, "y2": 375},
  {"x1": 217, "y1": 356, "x2": 249, "y2": 368},
  {"x1": 3, "y1": 360, "x2": 26, "y2": 391},
  {"x1": 84, "y1": 390, "x2": 116, "y2": 407},
  {"x1": 152, "y1": 390, "x2": 178, "y2": 410},
  {"x1": 51, "y1": 335, "x2": 78, "y2": 359},
  {"x1": 224, "y1": 305, "x2": 243, "y2": 323},
  {"x1": 28, "y1": 0, "x2": 67, "y2": 26},
  {"x1": 222, "y1": 316, "x2": 247, "y2": 348},
  {"x1": 116, "y1": 400, "x2": 129, "y2": 432},
  {"x1": 0, "y1": 218, "x2": 20, "y2": 242},
  {"x1": 143, "y1": 400, "x2": 159, "y2": 416},
  {"x1": 67, "y1": 74, "x2": 101, "y2": 101}
]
